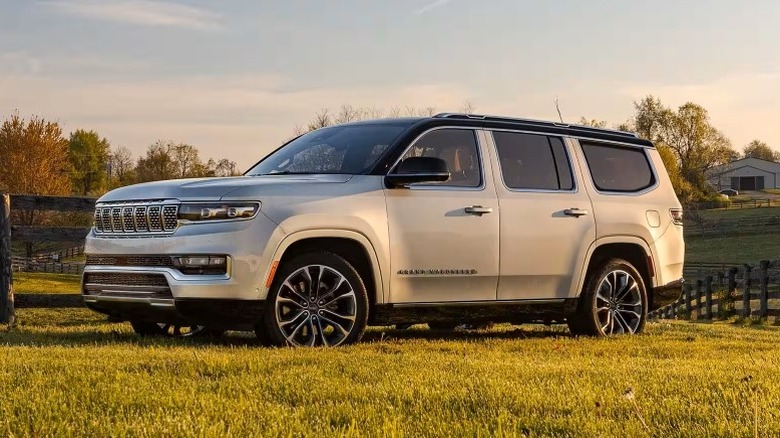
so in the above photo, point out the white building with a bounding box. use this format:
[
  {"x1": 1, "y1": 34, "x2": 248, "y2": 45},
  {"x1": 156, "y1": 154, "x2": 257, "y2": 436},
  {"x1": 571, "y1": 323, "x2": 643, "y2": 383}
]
[{"x1": 708, "y1": 157, "x2": 780, "y2": 191}]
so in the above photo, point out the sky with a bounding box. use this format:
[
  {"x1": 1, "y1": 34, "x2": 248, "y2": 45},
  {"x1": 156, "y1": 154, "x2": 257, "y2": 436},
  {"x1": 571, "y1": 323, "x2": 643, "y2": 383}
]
[{"x1": 1, "y1": 0, "x2": 779, "y2": 170}]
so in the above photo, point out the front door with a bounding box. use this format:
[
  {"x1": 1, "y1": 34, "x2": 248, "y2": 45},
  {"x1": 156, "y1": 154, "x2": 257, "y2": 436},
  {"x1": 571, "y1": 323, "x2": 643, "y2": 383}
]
[
  {"x1": 385, "y1": 128, "x2": 500, "y2": 303},
  {"x1": 486, "y1": 130, "x2": 596, "y2": 300}
]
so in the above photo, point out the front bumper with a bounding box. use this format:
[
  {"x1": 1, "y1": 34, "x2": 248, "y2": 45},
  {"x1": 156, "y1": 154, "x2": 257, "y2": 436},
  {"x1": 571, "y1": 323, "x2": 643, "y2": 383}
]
[
  {"x1": 82, "y1": 211, "x2": 284, "y2": 328},
  {"x1": 650, "y1": 278, "x2": 684, "y2": 311}
]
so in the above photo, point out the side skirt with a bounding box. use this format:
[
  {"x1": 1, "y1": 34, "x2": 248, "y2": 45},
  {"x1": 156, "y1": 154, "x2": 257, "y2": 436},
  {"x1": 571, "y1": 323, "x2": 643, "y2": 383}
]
[{"x1": 369, "y1": 299, "x2": 579, "y2": 326}]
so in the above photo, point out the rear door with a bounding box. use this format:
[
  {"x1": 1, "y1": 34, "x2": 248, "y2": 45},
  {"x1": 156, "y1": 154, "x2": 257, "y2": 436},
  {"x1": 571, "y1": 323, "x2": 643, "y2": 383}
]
[{"x1": 484, "y1": 130, "x2": 596, "y2": 300}]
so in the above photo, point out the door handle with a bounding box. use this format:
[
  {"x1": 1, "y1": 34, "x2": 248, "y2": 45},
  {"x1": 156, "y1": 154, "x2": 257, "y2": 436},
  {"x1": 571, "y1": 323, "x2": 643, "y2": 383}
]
[
  {"x1": 563, "y1": 208, "x2": 588, "y2": 217},
  {"x1": 465, "y1": 205, "x2": 493, "y2": 216}
]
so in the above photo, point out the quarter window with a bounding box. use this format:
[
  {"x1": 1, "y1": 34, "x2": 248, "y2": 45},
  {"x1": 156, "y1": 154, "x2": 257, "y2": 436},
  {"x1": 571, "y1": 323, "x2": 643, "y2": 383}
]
[
  {"x1": 399, "y1": 129, "x2": 482, "y2": 187},
  {"x1": 580, "y1": 141, "x2": 655, "y2": 192},
  {"x1": 492, "y1": 131, "x2": 574, "y2": 190}
]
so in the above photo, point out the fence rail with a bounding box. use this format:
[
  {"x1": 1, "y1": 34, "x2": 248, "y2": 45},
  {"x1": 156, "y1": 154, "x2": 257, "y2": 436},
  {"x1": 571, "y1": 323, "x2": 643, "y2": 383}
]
[
  {"x1": 650, "y1": 259, "x2": 780, "y2": 321},
  {"x1": 691, "y1": 198, "x2": 780, "y2": 210},
  {"x1": 1, "y1": 194, "x2": 97, "y2": 321},
  {"x1": 684, "y1": 215, "x2": 780, "y2": 237}
]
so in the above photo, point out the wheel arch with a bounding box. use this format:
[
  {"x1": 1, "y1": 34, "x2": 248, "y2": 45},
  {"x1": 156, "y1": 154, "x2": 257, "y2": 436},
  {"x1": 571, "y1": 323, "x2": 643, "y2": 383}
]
[
  {"x1": 264, "y1": 230, "x2": 385, "y2": 306},
  {"x1": 576, "y1": 237, "x2": 657, "y2": 305}
]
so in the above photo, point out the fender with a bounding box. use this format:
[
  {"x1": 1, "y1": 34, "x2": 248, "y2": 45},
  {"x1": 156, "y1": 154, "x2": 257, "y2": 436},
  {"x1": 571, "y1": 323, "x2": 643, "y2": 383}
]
[
  {"x1": 261, "y1": 229, "x2": 387, "y2": 303},
  {"x1": 572, "y1": 235, "x2": 658, "y2": 298}
]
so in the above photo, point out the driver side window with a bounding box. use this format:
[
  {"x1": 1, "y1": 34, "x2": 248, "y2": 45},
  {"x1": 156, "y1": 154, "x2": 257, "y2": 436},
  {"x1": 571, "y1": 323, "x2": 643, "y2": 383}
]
[{"x1": 399, "y1": 129, "x2": 482, "y2": 188}]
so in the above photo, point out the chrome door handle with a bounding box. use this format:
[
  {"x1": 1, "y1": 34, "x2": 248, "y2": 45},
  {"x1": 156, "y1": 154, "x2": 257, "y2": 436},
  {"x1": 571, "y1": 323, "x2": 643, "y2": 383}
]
[
  {"x1": 465, "y1": 205, "x2": 493, "y2": 215},
  {"x1": 563, "y1": 208, "x2": 588, "y2": 217}
]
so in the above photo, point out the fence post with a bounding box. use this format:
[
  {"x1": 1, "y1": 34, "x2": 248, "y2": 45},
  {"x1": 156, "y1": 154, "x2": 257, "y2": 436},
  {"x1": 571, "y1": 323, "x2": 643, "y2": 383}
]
[
  {"x1": 743, "y1": 265, "x2": 753, "y2": 318},
  {"x1": 727, "y1": 267, "x2": 738, "y2": 318},
  {"x1": 705, "y1": 275, "x2": 713, "y2": 320},
  {"x1": 0, "y1": 194, "x2": 14, "y2": 325},
  {"x1": 683, "y1": 284, "x2": 692, "y2": 319},
  {"x1": 759, "y1": 261, "x2": 770, "y2": 319},
  {"x1": 695, "y1": 279, "x2": 703, "y2": 320}
]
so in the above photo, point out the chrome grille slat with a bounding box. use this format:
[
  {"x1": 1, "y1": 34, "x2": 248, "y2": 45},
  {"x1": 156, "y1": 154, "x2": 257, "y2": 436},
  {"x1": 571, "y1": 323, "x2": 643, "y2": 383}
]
[{"x1": 93, "y1": 201, "x2": 178, "y2": 237}]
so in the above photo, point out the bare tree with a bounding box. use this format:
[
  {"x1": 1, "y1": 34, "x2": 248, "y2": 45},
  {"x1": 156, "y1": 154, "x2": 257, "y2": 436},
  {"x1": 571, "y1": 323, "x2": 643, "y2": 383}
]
[
  {"x1": 460, "y1": 100, "x2": 476, "y2": 114},
  {"x1": 554, "y1": 96, "x2": 565, "y2": 123}
]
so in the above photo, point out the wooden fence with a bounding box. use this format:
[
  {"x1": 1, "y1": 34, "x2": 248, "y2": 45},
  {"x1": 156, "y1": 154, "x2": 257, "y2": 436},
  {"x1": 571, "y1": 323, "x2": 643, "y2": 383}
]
[
  {"x1": 649, "y1": 260, "x2": 780, "y2": 321},
  {"x1": 0, "y1": 194, "x2": 96, "y2": 323},
  {"x1": 691, "y1": 198, "x2": 780, "y2": 211},
  {"x1": 684, "y1": 215, "x2": 780, "y2": 237}
]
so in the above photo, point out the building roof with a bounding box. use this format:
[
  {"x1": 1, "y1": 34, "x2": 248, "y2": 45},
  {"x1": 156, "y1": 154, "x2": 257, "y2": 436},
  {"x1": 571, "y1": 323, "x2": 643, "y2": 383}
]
[{"x1": 709, "y1": 157, "x2": 780, "y2": 175}]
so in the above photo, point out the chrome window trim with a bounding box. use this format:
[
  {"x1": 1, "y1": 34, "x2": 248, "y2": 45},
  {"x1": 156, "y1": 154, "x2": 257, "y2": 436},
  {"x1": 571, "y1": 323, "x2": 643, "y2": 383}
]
[
  {"x1": 573, "y1": 138, "x2": 660, "y2": 197},
  {"x1": 485, "y1": 128, "x2": 579, "y2": 194},
  {"x1": 386, "y1": 126, "x2": 487, "y2": 192}
]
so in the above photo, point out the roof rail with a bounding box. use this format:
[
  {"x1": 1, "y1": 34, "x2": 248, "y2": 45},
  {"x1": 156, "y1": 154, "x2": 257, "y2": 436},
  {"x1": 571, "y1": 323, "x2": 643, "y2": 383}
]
[{"x1": 432, "y1": 112, "x2": 639, "y2": 138}]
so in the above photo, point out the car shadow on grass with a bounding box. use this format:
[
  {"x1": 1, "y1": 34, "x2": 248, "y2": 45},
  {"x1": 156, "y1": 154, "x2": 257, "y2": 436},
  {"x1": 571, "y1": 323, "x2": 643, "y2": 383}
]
[{"x1": 0, "y1": 324, "x2": 574, "y2": 348}]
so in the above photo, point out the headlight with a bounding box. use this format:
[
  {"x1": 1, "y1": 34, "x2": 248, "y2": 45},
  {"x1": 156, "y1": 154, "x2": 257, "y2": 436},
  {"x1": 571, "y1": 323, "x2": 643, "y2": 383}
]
[{"x1": 178, "y1": 202, "x2": 260, "y2": 222}]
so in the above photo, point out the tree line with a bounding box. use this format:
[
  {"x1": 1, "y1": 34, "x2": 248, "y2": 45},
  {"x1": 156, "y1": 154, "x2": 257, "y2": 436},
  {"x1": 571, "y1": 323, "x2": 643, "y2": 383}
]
[{"x1": 0, "y1": 112, "x2": 240, "y2": 200}]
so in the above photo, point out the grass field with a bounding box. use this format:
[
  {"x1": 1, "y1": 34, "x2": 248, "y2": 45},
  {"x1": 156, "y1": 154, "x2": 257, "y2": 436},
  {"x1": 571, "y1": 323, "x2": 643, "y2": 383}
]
[
  {"x1": 13, "y1": 272, "x2": 81, "y2": 294},
  {"x1": 685, "y1": 233, "x2": 780, "y2": 263},
  {"x1": 0, "y1": 308, "x2": 779, "y2": 437},
  {"x1": 696, "y1": 205, "x2": 780, "y2": 221}
]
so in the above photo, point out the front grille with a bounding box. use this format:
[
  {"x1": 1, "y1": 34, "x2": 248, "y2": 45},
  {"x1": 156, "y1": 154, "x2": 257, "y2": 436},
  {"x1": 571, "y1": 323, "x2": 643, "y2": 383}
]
[
  {"x1": 93, "y1": 201, "x2": 178, "y2": 236},
  {"x1": 85, "y1": 255, "x2": 176, "y2": 267},
  {"x1": 82, "y1": 272, "x2": 172, "y2": 299},
  {"x1": 84, "y1": 272, "x2": 169, "y2": 287}
]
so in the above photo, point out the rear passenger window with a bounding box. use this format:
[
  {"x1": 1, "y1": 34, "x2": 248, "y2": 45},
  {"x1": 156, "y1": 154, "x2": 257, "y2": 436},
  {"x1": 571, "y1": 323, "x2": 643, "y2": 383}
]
[
  {"x1": 492, "y1": 131, "x2": 574, "y2": 190},
  {"x1": 580, "y1": 141, "x2": 655, "y2": 192}
]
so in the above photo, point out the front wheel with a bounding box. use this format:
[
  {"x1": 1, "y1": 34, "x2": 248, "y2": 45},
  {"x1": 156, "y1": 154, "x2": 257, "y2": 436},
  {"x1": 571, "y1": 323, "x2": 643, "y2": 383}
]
[
  {"x1": 261, "y1": 252, "x2": 369, "y2": 347},
  {"x1": 568, "y1": 259, "x2": 647, "y2": 337}
]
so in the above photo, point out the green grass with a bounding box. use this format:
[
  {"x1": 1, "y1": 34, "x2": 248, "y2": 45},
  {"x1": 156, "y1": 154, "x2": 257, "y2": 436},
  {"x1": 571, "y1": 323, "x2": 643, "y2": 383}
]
[
  {"x1": 1, "y1": 309, "x2": 780, "y2": 436},
  {"x1": 762, "y1": 189, "x2": 780, "y2": 195},
  {"x1": 13, "y1": 272, "x2": 81, "y2": 294},
  {"x1": 685, "y1": 233, "x2": 780, "y2": 263}
]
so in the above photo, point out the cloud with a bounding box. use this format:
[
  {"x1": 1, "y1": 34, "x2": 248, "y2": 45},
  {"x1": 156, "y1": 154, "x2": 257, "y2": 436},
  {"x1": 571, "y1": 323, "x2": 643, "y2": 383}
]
[
  {"x1": 0, "y1": 72, "x2": 472, "y2": 169},
  {"x1": 415, "y1": 0, "x2": 453, "y2": 15},
  {"x1": 42, "y1": 0, "x2": 223, "y2": 31}
]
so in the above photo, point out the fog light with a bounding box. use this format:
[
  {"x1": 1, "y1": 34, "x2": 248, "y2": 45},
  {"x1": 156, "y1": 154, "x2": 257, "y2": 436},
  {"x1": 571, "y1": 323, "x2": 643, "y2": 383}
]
[{"x1": 173, "y1": 255, "x2": 229, "y2": 275}]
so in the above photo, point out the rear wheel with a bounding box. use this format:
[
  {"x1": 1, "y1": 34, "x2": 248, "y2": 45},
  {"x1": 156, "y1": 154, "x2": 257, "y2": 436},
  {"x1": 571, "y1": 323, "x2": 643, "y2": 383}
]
[
  {"x1": 568, "y1": 258, "x2": 647, "y2": 337},
  {"x1": 262, "y1": 252, "x2": 369, "y2": 347}
]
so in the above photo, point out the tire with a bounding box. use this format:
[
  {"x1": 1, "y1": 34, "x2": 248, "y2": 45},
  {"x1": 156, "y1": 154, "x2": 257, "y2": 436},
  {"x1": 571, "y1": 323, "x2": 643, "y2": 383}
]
[
  {"x1": 568, "y1": 258, "x2": 648, "y2": 337},
  {"x1": 262, "y1": 252, "x2": 369, "y2": 347}
]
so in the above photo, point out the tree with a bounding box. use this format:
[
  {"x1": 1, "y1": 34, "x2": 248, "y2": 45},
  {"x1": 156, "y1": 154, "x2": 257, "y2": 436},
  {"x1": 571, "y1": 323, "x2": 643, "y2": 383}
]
[
  {"x1": 577, "y1": 117, "x2": 608, "y2": 128},
  {"x1": 107, "y1": 146, "x2": 135, "y2": 188},
  {"x1": 134, "y1": 140, "x2": 239, "y2": 182},
  {"x1": 68, "y1": 129, "x2": 110, "y2": 195},
  {"x1": 135, "y1": 141, "x2": 176, "y2": 182},
  {"x1": 626, "y1": 96, "x2": 736, "y2": 200},
  {"x1": 743, "y1": 140, "x2": 780, "y2": 162},
  {"x1": 206, "y1": 158, "x2": 240, "y2": 177},
  {"x1": 0, "y1": 113, "x2": 72, "y2": 256}
]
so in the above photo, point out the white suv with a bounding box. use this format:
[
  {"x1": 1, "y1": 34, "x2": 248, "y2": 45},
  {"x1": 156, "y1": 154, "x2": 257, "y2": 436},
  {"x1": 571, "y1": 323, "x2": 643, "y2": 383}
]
[{"x1": 82, "y1": 113, "x2": 685, "y2": 346}]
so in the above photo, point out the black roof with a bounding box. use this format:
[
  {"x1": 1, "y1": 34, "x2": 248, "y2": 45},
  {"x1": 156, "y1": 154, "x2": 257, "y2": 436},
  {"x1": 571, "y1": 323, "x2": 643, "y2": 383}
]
[{"x1": 342, "y1": 113, "x2": 654, "y2": 148}]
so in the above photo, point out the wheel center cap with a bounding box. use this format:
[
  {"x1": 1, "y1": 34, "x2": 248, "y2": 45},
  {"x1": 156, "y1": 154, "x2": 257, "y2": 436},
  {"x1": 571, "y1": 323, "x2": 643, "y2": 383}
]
[{"x1": 308, "y1": 303, "x2": 318, "y2": 311}]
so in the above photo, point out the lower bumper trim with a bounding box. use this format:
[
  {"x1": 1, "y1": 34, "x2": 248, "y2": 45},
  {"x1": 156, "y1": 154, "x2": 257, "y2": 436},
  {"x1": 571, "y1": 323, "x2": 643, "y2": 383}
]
[{"x1": 82, "y1": 295, "x2": 264, "y2": 331}]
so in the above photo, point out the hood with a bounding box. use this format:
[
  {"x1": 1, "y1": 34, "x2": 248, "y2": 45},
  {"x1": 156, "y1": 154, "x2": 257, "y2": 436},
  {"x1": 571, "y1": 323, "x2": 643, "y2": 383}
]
[{"x1": 97, "y1": 174, "x2": 355, "y2": 203}]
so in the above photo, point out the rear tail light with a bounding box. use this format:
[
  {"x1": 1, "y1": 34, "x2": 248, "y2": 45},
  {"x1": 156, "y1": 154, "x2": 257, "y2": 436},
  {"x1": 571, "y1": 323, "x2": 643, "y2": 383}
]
[{"x1": 670, "y1": 208, "x2": 683, "y2": 226}]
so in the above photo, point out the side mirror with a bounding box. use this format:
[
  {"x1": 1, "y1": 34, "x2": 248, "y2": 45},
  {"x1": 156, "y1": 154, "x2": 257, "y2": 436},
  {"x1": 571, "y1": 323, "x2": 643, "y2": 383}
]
[{"x1": 385, "y1": 156, "x2": 450, "y2": 188}]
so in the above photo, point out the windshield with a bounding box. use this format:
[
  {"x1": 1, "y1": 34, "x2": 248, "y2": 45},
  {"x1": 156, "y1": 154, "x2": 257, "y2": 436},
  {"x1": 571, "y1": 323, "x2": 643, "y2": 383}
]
[{"x1": 246, "y1": 124, "x2": 408, "y2": 175}]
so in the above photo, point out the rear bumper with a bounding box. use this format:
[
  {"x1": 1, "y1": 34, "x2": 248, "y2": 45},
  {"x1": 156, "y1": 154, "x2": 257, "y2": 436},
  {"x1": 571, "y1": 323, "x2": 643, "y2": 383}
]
[
  {"x1": 85, "y1": 297, "x2": 265, "y2": 331},
  {"x1": 651, "y1": 278, "x2": 684, "y2": 311}
]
